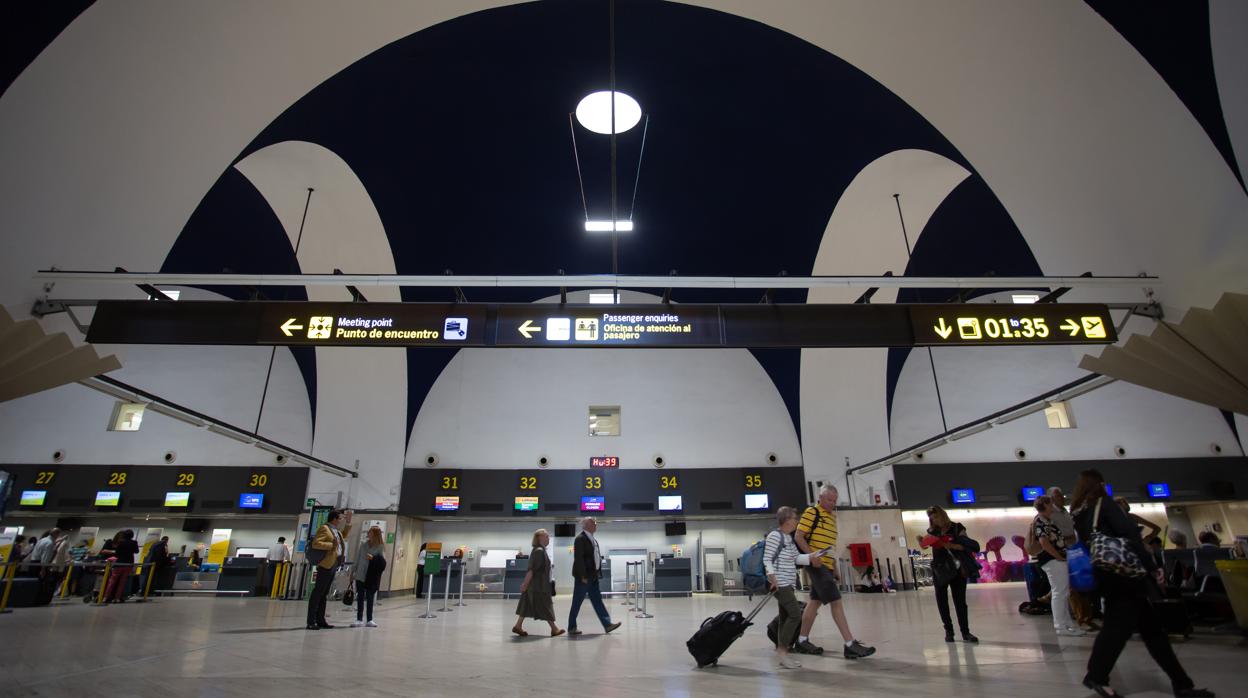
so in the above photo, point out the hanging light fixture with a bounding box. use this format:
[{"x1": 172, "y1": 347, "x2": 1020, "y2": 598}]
[{"x1": 575, "y1": 90, "x2": 642, "y2": 135}]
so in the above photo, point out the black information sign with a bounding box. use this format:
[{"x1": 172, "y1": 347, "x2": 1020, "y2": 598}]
[
  {"x1": 909, "y1": 303, "x2": 1117, "y2": 346},
  {"x1": 87, "y1": 300, "x2": 1117, "y2": 348},
  {"x1": 494, "y1": 305, "x2": 722, "y2": 347}
]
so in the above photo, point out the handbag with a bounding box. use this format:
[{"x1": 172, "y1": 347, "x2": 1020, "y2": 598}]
[
  {"x1": 1024, "y1": 518, "x2": 1043, "y2": 556},
  {"x1": 1088, "y1": 499, "x2": 1147, "y2": 578},
  {"x1": 932, "y1": 552, "x2": 960, "y2": 585},
  {"x1": 550, "y1": 580, "x2": 557, "y2": 597},
  {"x1": 342, "y1": 587, "x2": 355, "y2": 606}
]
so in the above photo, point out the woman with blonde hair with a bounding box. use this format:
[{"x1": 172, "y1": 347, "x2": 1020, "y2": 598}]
[
  {"x1": 512, "y1": 528, "x2": 563, "y2": 637},
  {"x1": 350, "y1": 525, "x2": 386, "y2": 628},
  {"x1": 923, "y1": 505, "x2": 979, "y2": 643}
]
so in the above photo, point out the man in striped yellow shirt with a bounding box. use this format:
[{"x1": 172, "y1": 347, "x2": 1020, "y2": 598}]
[{"x1": 793, "y1": 484, "x2": 876, "y2": 659}]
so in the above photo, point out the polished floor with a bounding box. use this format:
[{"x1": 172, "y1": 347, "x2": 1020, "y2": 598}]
[{"x1": 0, "y1": 584, "x2": 1240, "y2": 697}]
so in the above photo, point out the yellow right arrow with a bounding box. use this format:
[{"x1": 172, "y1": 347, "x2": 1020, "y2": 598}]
[
  {"x1": 1060, "y1": 319, "x2": 1080, "y2": 336},
  {"x1": 518, "y1": 319, "x2": 542, "y2": 339},
  {"x1": 933, "y1": 318, "x2": 953, "y2": 339}
]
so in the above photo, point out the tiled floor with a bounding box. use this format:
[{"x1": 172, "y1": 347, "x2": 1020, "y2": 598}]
[{"x1": 0, "y1": 584, "x2": 1240, "y2": 697}]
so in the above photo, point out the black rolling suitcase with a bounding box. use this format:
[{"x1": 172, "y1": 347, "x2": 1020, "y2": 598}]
[
  {"x1": 1152, "y1": 598, "x2": 1192, "y2": 639},
  {"x1": 687, "y1": 592, "x2": 773, "y2": 668}
]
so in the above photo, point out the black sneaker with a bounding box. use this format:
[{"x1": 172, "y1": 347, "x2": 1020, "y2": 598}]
[
  {"x1": 793, "y1": 640, "x2": 824, "y2": 655},
  {"x1": 962, "y1": 632, "x2": 979, "y2": 643},
  {"x1": 844, "y1": 640, "x2": 876, "y2": 659}
]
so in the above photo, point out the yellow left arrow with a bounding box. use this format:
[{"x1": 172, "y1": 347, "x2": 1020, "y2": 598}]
[
  {"x1": 280, "y1": 318, "x2": 304, "y2": 337},
  {"x1": 518, "y1": 319, "x2": 542, "y2": 339}
]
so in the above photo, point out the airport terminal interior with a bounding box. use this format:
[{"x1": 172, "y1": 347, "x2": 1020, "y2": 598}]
[{"x1": 1, "y1": 1, "x2": 1247, "y2": 696}]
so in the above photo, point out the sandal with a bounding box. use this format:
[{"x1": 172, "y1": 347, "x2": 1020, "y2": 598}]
[
  {"x1": 511, "y1": 627, "x2": 528, "y2": 637},
  {"x1": 1083, "y1": 678, "x2": 1122, "y2": 698},
  {"x1": 551, "y1": 628, "x2": 566, "y2": 637}
]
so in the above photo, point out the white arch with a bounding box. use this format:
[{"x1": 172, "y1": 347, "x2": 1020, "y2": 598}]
[
  {"x1": 234, "y1": 141, "x2": 406, "y2": 508},
  {"x1": 801, "y1": 149, "x2": 970, "y2": 486}
]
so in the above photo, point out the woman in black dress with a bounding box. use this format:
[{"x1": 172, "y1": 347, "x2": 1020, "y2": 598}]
[
  {"x1": 512, "y1": 529, "x2": 564, "y2": 637},
  {"x1": 1070, "y1": 469, "x2": 1213, "y2": 698}
]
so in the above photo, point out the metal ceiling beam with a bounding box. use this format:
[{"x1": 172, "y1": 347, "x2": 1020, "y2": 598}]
[{"x1": 35, "y1": 270, "x2": 1160, "y2": 290}]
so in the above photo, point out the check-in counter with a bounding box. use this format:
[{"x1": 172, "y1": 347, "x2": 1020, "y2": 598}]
[
  {"x1": 218, "y1": 556, "x2": 265, "y2": 594},
  {"x1": 654, "y1": 557, "x2": 692, "y2": 594},
  {"x1": 428, "y1": 558, "x2": 464, "y2": 596},
  {"x1": 503, "y1": 557, "x2": 528, "y2": 596}
]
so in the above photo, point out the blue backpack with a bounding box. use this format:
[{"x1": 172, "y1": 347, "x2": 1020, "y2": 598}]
[{"x1": 740, "y1": 530, "x2": 781, "y2": 596}]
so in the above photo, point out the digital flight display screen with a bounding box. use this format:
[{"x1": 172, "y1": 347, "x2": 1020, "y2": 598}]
[
  {"x1": 164, "y1": 492, "x2": 190, "y2": 507},
  {"x1": 744, "y1": 493, "x2": 770, "y2": 511},
  {"x1": 1147, "y1": 483, "x2": 1171, "y2": 499},
  {"x1": 238, "y1": 493, "x2": 264, "y2": 509},
  {"x1": 1021, "y1": 487, "x2": 1044, "y2": 502},
  {"x1": 514, "y1": 496, "x2": 539, "y2": 512},
  {"x1": 951, "y1": 488, "x2": 976, "y2": 504},
  {"x1": 589, "y1": 456, "x2": 619, "y2": 468},
  {"x1": 94, "y1": 491, "x2": 121, "y2": 507},
  {"x1": 434, "y1": 496, "x2": 460, "y2": 511},
  {"x1": 658, "y1": 495, "x2": 683, "y2": 511},
  {"x1": 20, "y1": 490, "x2": 47, "y2": 506},
  {"x1": 580, "y1": 496, "x2": 605, "y2": 512}
]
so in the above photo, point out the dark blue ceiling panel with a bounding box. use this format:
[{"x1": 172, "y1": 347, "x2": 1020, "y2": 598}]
[
  {"x1": 1086, "y1": 0, "x2": 1244, "y2": 189},
  {"x1": 0, "y1": 1, "x2": 94, "y2": 98}
]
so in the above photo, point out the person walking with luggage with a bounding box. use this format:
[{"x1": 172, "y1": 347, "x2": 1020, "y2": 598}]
[
  {"x1": 765, "y1": 506, "x2": 825, "y2": 669},
  {"x1": 351, "y1": 525, "x2": 385, "y2": 628},
  {"x1": 923, "y1": 506, "x2": 980, "y2": 643},
  {"x1": 513, "y1": 528, "x2": 564, "y2": 637},
  {"x1": 306, "y1": 509, "x2": 353, "y2": 630},
  {"x1": 1070, "y1": 470, "x2": 1214, "y2": 698},
  {"x1": 1033, "y1": 495, "x2": 1082, "y2": 637},
  {"x1": 567, "y1": 517, "x2": 621, "y2": 636},
  {"x1": 793, "y1": 485, "x2": 875, "y2": 659}
]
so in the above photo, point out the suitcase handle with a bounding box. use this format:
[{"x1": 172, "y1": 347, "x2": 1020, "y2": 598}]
[{"x1": 743, "y1": 591, "x2": 775, "y2": 622}]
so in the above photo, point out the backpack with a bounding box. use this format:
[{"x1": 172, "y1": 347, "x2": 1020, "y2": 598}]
[{"x1": 740, "y1": 530, "x2": 783, "y2": 596}]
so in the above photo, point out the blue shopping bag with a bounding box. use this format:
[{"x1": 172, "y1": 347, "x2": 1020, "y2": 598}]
[{"x1": 1067, "y1": 542, "x2": 1096, "y2": 592}]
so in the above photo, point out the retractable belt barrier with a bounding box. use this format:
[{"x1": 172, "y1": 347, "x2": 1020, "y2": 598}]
[{"x1": 627, "y1": 561, "x2": 654, "y2": 619}]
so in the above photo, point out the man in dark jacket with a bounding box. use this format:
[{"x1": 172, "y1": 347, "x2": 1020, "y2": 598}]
[{"x1": 567, "y1": 517, "x2": 621, "y2": 636}]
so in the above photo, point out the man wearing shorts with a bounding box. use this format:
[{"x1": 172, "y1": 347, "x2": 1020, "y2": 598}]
[{"x1": 792, "y1": 484, "x2": 876, "y2": 659}]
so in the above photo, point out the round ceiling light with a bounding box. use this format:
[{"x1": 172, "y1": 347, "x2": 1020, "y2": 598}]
[{"x1": 575, "y1": 91, "x2": 642, "y2": 135}]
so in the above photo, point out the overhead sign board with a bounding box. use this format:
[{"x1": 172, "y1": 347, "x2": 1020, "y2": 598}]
[
  {"x1": 87, "y1": 301, "x2": 1117, "y2": 348},
  {"x1": 909, "y1": 304, "x2": 1116, "y2": 346}
]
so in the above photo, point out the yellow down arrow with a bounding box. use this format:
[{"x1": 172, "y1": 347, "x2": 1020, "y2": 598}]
[
  {"x1": 1060, "y1": 319, "x2": 1080, "y2": 337},
  {"x1": 933, "y1": 318, "x2": 953, "y2": 339},
  {"x1": 280, "y1": 318, "x2": 304, "y2": 337},
  {"x1": 518, "y1": 319, "x2": 542, "y2": 339}
]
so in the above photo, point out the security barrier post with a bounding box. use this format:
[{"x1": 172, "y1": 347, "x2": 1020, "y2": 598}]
[
  {"x1": 635, "y1": 560, "x2": 653, "y2": 619},
  {"x1": 622, "y1": 562, "x2": 634, "y2": 606},
  {"x1": 454, "y1": 559, "x2": 468, "y2": 606},
  {"x1": 438, "y1": 561, "x2": 454, "y2": 612},
  {"x1": 95, "y1": 561, "x2": 114, "y2": 605},
  {"x1": 417, "y1": 573, "x2": 436, "y2": 618},
  {"x1": 137, "y1": 563, "x2": 156, "y2": 602},
  {"x1": 0, "y1": 562, "x2": 16, "y2": 614},
  {"x1": 59, "y1": 563, "x2": 74, "y2": 598}
]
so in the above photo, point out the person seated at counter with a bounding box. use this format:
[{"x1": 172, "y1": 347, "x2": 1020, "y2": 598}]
[{"x1": 187, "y1": 549, "x2": 202, "y2": 570}]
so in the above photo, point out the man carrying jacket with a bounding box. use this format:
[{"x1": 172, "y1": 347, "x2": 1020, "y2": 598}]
[{"x1": 307, "y1": 509, "x2": 352, "y2": 630}]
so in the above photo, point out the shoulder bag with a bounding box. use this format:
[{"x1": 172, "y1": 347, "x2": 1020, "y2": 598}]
[{"x1": 1088, "y1": 498, "x2": 1147, "y2": 578}]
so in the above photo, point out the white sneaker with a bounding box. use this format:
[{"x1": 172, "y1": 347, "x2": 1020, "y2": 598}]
[
  {"x1": 1056, "y1": 627, "x2": 1087, "y2": 637},
  {"x1": 366, "y1": 620, "x2": 377, "y2": 628},
  {"x1": 350, "y1": 621, "x2": 364, "y2": 627},
  {"x1": 777, "y1": 654, "x2": 802, "y2": 669}
]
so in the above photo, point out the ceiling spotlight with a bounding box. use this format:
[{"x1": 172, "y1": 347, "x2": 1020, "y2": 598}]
[
  {"x1": 575, "y1": 91, "x2": 642, "y2": 134},
  {"x1": 585, "y1": 220, "x2": 634, "y2": 232}
]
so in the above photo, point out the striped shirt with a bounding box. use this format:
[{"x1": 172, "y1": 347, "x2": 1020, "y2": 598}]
[
  {"x1": 796, "y1": 505, "x2": 837, "y2": 554},
  {"x1": 763, "y1": 530, "x2": 800, "y2": 588}
]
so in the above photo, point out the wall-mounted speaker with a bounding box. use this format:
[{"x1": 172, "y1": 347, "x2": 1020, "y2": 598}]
[
  {"x1": 913, "y1": 452, "x2": 925, "y2": 461},
  {"x1": 274, "y1": 454, "x2": 288, "y2": 465},
  {"x1": 1210, "y1": 443, "x2": 1224, "y2": 455},
  {"x1": 1113, "y1": 446, "x2": 1126, "y2": 457},
  {"x1": 538, "y1": 456, "x2": 550, "y2": 468},
  {"x1": 653, "y1": 455, "x2": 665, "y2": 468},
  {"x1": 52, "y1": 449, "x2": 65, "y2": 463},
  {"x1": 163, "y1": 451, "x2": 177, "y2": 464},
  {"x1": 425, "y1": 454, "x2": 439, "y2": 467},
  {"x1": 766, "y1": 453, "x2": 778, "y2": 464},
  {"x1": 1014, "y1": 448, "x2": 1027, "y2": 460}
]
